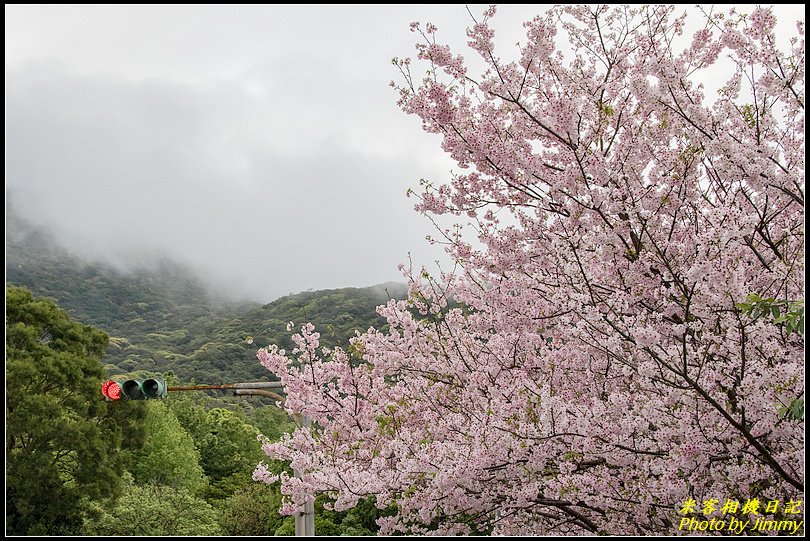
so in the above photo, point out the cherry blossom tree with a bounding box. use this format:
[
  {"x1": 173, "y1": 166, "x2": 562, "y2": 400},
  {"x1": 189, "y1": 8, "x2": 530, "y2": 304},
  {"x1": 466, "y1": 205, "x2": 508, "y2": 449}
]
[{"x1": 254, "y1": 5, "x2": 804, "y2": 535}]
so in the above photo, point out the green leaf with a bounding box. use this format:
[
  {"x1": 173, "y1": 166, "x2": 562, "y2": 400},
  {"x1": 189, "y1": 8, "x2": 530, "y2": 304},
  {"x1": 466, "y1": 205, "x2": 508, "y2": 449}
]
[{"x1": 789, "y1": 398, "x2": 804, "y2": 420}]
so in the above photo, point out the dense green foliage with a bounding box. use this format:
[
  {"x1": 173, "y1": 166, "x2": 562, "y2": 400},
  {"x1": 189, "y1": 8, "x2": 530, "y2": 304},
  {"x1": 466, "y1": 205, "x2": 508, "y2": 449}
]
[
  {"x1": 84, "y1": 478, "x2": 224, "y2": 536},
  {"x1": 218, "y1": 482, "x2": 289, "y2": 535},
  {"x1": 5, "y1": 287, "x2": 384, "y2": 535},
  {"x1": 5, "y1": 286, "x2": 147, "y2": 535},
  {"x1": 130, "y1": 402, "x2": 208, "y2": 494},
  {"x1": 6, "y1": 213, "x2": 400, "y2": 535}
]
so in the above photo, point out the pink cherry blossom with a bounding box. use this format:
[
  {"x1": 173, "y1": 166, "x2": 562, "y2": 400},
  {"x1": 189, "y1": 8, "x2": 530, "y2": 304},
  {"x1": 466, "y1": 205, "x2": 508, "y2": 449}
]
[{"x1": 255, "y1": 6, "x2": 804, "y2": 535}]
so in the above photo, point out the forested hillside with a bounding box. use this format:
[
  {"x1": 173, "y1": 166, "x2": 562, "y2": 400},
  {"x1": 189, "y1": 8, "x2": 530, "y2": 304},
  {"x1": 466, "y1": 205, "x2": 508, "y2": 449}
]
[
  {"x1": 6, "y1": 214, "x2": 407, "y2": 535},
  {"x1": 6, "y1": 286, "x2": 385, "y2": 535},
  {"x1": 7, "y1": 211, "x2": 408, "y2": 384}
]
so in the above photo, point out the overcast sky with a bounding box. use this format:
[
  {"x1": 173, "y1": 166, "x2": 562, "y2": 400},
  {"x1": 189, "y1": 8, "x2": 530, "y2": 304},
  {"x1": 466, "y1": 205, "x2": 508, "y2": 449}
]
[{"x1": 5, "y1": 5, "x2": 803, "y2": 303}]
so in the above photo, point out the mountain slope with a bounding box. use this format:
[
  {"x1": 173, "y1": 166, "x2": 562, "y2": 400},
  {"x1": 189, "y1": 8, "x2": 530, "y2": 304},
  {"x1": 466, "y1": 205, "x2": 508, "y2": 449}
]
[{"x1": 6, "y1": 212, "x2": 408, "y2": 383}]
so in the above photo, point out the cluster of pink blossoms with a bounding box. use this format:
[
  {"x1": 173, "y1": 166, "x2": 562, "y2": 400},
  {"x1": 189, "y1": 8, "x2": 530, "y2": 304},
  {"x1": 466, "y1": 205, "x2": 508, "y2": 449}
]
[{"x1": 254, "y1": 6, "x2": 804, "y2": 535}]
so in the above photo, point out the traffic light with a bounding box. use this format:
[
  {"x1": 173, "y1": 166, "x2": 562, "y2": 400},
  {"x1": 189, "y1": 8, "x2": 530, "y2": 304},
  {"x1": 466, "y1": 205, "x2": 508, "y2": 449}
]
[
  {"x1": 101, "y1": 380, "x2": 123, "y2": 401},
  {"x1": 142, "y1": 378, "x2": 167, "y2": 399},
  {"x1": 102, "y1": 378, "x2": 168, "y2": 400}
]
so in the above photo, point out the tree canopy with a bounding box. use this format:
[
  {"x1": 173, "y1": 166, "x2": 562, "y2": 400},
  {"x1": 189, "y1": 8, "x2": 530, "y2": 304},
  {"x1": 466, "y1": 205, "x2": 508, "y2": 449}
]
[
  {"x1": 6, "y1": 286, "x2": 145, "y2": 535},
  {"x1": 256, "y1": 6, "x2": 804, "y2": 535}
]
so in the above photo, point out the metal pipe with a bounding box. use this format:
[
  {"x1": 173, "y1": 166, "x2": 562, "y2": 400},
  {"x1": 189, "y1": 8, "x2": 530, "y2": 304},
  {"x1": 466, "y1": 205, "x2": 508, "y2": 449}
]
[
  {"x1": 168, "y1": 381, "x2": 284, "y2": 392},
  {"x1": 233, "y1": 381, "x2": 285, "y2": 389},
  {"x1": 233, "y1": 388, "x2": 286, "y2": 402}
]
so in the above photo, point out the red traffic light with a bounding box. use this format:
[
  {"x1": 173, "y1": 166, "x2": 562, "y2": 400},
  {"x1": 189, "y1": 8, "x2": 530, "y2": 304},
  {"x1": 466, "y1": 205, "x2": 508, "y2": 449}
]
[{"x1": 102, "y1": 380, "x2": 122, "y2": 401}]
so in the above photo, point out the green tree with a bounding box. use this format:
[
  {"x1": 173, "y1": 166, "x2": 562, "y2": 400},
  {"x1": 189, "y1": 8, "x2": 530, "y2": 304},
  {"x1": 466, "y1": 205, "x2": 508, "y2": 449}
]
[
  {"x1": 251, "y1": 404, "x2": 295, "y2": 442},
  {"x1": 84, "y1": 475, "x2": 223, "y2": 536},
  {"x1": 130, "y1": 402, "x2": 208, "y2": 495},
  {"x1": 274, "y1": 518, "x2": 297, "y2": 536},
  {"x1": 5, "y1": 286, "x2": 143, "y2": 535},
  {"x1": 198, "y1": 408, "x2": 267, "y2": 500},
  {"x1": 165, "y1": 381, "x2": 210, "y2": 442},
  {"x1": 218, "y1": 482, "x2": 287, "y2": 535}
]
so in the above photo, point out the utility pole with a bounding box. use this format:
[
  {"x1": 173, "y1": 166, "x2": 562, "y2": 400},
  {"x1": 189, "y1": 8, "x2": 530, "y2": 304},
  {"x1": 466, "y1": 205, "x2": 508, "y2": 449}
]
[
  {"x1": 167, "y1": 381, "x2": 315, "y2": 535},
  {"x1": 294, "y1": 413, "x2": 314, "y2": 536}
]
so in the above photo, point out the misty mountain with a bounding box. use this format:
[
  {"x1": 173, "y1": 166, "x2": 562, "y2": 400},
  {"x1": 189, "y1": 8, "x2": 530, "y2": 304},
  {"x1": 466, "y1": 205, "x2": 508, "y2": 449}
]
[
  {"x1": 6, "y1": 212, "x2": 408, "y2": 383},
  {"x1": 7, "y1": 209, "x2": 255, "y2": 330}
]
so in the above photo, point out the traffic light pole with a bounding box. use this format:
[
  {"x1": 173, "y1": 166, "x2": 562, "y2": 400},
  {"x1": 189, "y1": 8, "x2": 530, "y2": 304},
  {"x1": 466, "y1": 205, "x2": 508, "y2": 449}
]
[
  {"x1": 168, "y1": 381, "x2": 287, "y2": 402},
  {"x1": 294, "y1": 413, "x2": 314, "y2": 536},
  {"x1": 166, "y1": 381, "x2": 315, "y2": 536}
]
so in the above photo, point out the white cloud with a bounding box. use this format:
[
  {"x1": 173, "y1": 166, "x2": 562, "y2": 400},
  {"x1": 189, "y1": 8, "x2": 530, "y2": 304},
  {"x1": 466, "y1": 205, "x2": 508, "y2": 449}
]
[{"x1": 5, "y1": 5, "x2": 803, "y2": 301}]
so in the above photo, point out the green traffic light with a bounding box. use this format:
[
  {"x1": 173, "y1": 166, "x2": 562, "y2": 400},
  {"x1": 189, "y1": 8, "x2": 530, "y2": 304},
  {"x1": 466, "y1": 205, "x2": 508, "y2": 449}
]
[{"x1": 143, "y1": 378, "x2": 167, "y2": 399}]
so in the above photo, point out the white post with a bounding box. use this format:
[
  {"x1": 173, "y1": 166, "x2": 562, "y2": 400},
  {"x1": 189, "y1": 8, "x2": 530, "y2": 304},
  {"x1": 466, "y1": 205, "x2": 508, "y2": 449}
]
[{"x1": 294, "y1": 414, "x2": 314, "y2": 536}]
